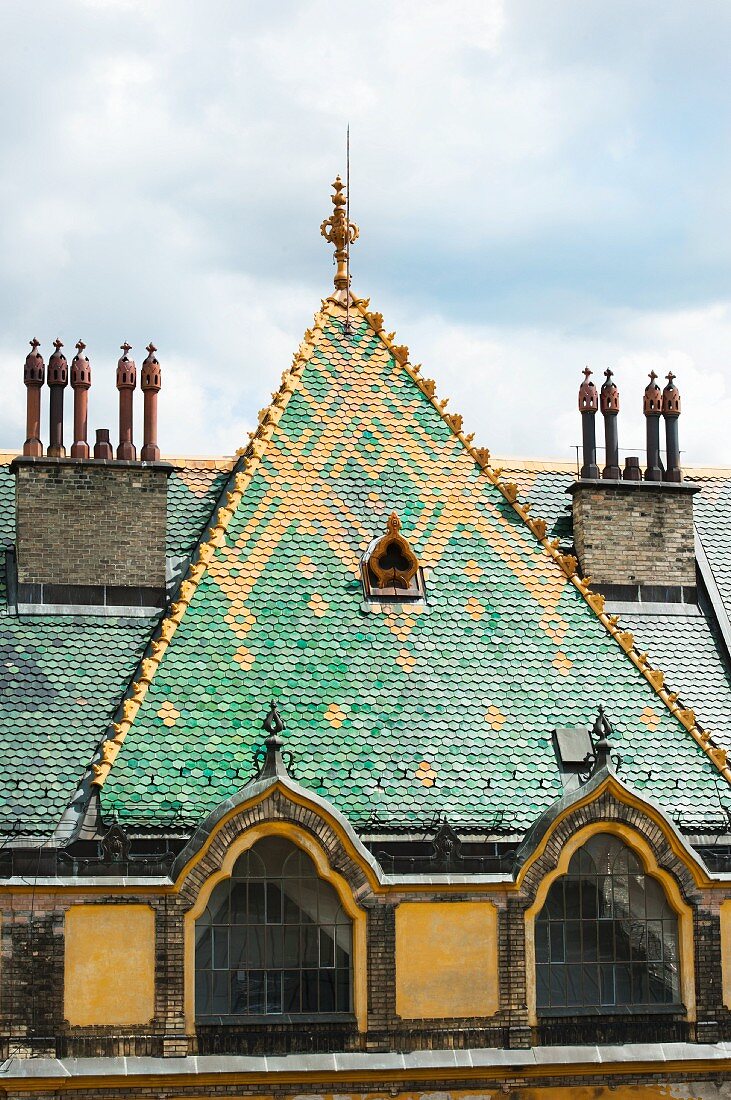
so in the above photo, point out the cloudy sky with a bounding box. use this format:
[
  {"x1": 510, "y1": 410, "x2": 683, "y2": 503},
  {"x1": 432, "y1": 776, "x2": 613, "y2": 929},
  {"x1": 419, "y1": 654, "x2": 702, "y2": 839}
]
[{"x1": 1, "y1": 0, "x2": 730, "y2": 464}]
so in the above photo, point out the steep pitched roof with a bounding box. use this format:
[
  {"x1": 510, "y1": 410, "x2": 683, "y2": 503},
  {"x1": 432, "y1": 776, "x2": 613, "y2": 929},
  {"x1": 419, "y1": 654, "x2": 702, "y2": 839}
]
[
  {"x1": 90, "y1": 297, "x2": 731, "y2": 833},
  {"x1": 0, "y1": 454, "x2": 231, "y2": 836}
]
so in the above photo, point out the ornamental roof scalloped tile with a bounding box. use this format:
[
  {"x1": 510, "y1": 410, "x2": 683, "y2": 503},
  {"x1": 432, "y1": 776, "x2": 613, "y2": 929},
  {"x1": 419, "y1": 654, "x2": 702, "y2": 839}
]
[{"x1": 95, "y1": 303, "x2": 731, "y2": 832}]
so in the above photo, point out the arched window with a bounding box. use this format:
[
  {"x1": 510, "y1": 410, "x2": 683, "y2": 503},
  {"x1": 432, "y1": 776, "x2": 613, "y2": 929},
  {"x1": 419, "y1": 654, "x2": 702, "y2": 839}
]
[
  {"x1": 535, "y1": 834, "x2": 680, "y2": 1012},
  {"x1": 195, "y1": 837, "x2": 353, "y2": 1018}
]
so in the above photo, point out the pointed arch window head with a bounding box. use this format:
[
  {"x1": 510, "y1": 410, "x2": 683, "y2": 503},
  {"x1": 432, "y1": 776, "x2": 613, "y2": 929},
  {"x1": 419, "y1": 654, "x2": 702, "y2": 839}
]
[
  {"x1": 195, "y1": 837, "x2": 353, "y2": 1019},
  {"x1": 362, "y1": 513, "x2": 425, "y2": 601},
  {"x1": 535, "y1": 833, "x2": 681, "y2": 1014}
]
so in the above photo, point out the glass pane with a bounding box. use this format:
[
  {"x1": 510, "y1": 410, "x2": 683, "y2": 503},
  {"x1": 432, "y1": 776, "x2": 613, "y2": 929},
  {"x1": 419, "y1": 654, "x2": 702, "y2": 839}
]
[
  {"x1": 283, "y1": 969, "x2": 301, "y2": 1012},
  {"x1": 582, "y1": 964, "x2": 599, "y2": 1004},
  {"x1": 211, "y1": 971, "x2": 229, "y2": 1014},
  {"x1": 318, "y1": 970, "x2": 336, "y2": 1011},
  {"x1": 230, "y1": 926, "x2": 247, "y2": 968},
  {"x1": 248, "y1": 971, "x2": 266, "y2": 1013},
  {"x1": 303, "y1": 925, "x2": 319, "y2": 966},
  {"x1": 196, "y1": 970, "x2": 210, "y2": 1014},
  {"x1": 247, "y1": 882, "x2": 266, "y2": 923},
  {"x1": 230, "y1": 882, "x2": 247, "y2": 923},
  {"x1": 283, "y1": 926, "x2": 300, "y2": 966},
  {"x1": 319, "y1": 927, "x2": 335, "y2": 968},
  {"x1": 599, "y1": 963, "x2": 615, "y2": 1006},
  {"x1": 598, "y1": 920, "x2": 614, "y2": 961},
  {"x1": 231, "y1": 970, "x2": 248, "y2": 1013},
  {"x1": 581, "y1": 920, "x2": 598, "y2": 961},
  {"x1": 196, "y1": 927, "x2": 212, "y2": 969},
  {"x1": 535, "y1": 920, "x2": 549, "y2": 964},
  {"x1": 212, "y1": 928, "x2": 229, "y2": 970},
  {"x1": 246, "y1": 925, "x2": 265, "y2": 967},
  {"x1": 565, "y1": 920, "x2": 581, "y2": 961},
  {"x1": 549, "y1": 922, "x2": 565, "y2": 963},
  {"x1": 336, "y1": 968, "x2": 351, "y2": 1012},
  {"x1": 266, "y1": 882, "x2": 283, "y2": 924},
  {"x1": 267, "y1": 925, "x2": 284, "y2": 968},
  {"x1": 266, "y1": 970, "x2": 283, "y2": 1014},
  {"x1": 565, "y1": 963, "x2": 582, "y2": 1006},
  {"x1": 549, "y1": 966, "x2": 566, "y2": 1004},
  {"x1": 536, "y1": 964, "x2": 550, "y2": 1006}
]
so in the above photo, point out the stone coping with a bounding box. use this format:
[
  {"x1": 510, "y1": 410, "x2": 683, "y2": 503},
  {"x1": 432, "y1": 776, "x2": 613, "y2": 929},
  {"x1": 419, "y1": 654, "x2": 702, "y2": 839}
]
[
  {"x1": 567, "y1": 478, "x2": 701, "y2": 494},
  {"x1": 4, "y1": 1042, "x2": 731, "y2": 1080}
]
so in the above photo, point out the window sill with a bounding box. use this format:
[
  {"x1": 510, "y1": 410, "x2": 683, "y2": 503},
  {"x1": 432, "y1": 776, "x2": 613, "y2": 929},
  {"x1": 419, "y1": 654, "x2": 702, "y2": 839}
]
[
  {"x1": 538, "y1": 1004, "x2": 685, "y2": 1018},
  {"x1": 196, "y1": 1013, "x2": 357, "y2": 1026}
]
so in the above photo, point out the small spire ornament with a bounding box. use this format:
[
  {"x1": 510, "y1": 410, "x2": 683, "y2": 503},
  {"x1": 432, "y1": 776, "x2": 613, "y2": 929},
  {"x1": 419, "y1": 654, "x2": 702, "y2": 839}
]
[{"x1": 320, "y1": 176, "x2": 359, "y2": 290}]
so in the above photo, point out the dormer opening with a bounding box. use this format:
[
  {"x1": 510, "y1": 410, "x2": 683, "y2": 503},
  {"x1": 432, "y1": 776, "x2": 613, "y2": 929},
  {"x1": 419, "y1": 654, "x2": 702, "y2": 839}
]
[{"x1": 361, "y1": 512, "x2": 426, "y2": 602}]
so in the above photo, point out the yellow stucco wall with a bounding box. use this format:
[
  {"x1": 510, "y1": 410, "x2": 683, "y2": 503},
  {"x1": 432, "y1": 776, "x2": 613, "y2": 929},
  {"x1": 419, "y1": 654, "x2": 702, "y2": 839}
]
[
  {"x1": 395, "y1": 900, "x2": 498, "y2": 1019},
  {"x1": 721, "y1": 899, "x2": 731, "y2": 1009},
  {"x1": 64, "y1": 904, "x2": 155, "y2": 1026}
]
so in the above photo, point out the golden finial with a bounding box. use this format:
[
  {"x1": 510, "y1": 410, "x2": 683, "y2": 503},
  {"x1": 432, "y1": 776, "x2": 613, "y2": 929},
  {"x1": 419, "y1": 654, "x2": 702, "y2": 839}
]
[{"x1": 320, "y1": 176, "x2": 359, "y2": 290}]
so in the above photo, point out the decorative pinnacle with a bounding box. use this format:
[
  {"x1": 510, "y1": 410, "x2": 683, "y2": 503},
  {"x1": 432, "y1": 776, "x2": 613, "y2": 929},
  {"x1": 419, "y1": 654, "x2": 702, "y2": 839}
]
[
  {"x1": 75, "y1": 340, "x2": 86, "y2": 355},
  {"x1": 583, "y1": 367, "x2": 592, "y2": 381},
  {"x1": 666, "y1": 371, "x2": 675, "y2": 384},
  {"x1": 254, "y1": 700, "x2": 294, "y2": 782},
  {"x1": 604, "y1": 368, "x2": 613, "y2": 381},
  {"x1": 146, "y1": 342, "x2": 157, "y2": 357},
  {"x1": 30, "y1": 338, "x2": 40, "y2": 351},
  {"x1": 320, "y1": 176, "x2": 359, "y2": 290},
  {"x1": 262, "y1": 699, "x2": 285, "y2": 745},
  {"x1": 120, "y1": 342, "x2": 132, "y2": 357},
  {"x1": 591, "y1": 705, "x2": 614, "y2": 773},
  {"x1": 53, "y1": 338, "x2": 63, "y2": 352}
]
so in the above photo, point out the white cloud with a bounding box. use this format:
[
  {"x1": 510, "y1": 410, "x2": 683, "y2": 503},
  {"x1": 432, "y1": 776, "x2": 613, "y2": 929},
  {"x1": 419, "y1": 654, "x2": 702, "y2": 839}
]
[{"x1": 0, "y1": 1, "x2": 730, "y2": 464}]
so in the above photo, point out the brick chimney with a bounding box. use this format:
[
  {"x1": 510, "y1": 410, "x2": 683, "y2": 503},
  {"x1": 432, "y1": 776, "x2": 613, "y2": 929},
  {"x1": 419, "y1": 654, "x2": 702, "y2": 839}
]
[
  {"x1": 569, "y1": 368, "x2": 698, "y2": 605},
  {"x1": 22, "y1": 339, "x2": 44, "y2": 457},
  {"x1": 12, "y1": 339, "x2": 172, "y2": 614},
  {"x1": 47, "y1": 339, "x2": 68, "y2": 457},
  {"x1": 70, "y1": 341, "x2": 91, "y2": 459}
]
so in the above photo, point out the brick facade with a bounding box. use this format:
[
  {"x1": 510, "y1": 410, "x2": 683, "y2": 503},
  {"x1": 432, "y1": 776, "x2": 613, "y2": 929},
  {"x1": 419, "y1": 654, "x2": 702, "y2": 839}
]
[
  {"x1": 569, "y1": 480, "x2": 698, "y2": 588},
  {"x1": 12, "y1": 457, "x2": 170, "y2": 590},
  {"x1": 2, "y1": 782, "x2": 731, "y2": 1088}
]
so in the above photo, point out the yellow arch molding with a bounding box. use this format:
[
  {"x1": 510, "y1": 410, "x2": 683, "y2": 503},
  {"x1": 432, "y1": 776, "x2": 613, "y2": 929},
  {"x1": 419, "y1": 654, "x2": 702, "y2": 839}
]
[
  {"x1": 523, "y1": 820, "x2": 696, "y2": 1027},
  {"x1": 183, "y1": 820, "x2": 368, "y2": 1033},
  {"x1": 516, "y1": 772, "x2": 711, "y2": 892},
  {"x1": 173, "y1": 781, "x2": 383, "y2": 897}
]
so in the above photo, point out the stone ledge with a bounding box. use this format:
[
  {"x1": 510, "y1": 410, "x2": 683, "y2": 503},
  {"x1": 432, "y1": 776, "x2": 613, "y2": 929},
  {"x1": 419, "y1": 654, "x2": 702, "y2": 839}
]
[{"x1": 4, "y1": 1042, "x2": 731, "y2": 1080}]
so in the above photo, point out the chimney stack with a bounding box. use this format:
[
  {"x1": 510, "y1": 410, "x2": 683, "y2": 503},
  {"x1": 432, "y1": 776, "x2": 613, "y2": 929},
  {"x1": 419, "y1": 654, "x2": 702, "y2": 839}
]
[
  {"x1": 22, "y1": 339, "x2": 45, "y2": 457},
  {"x1": 47, "y1": 339, "x2": 68, "y2": 457},
  {"x1": 140, "y1": 343, "x2": 161, "y2": 461},
  {"x1": 116, "y1": 342, "x2": 137, "y2": 460},
  {"x1": 570, "y1": 367, "x2": 697, "y2": 604},
  {"x1": 578, "y1": 368, "x2": 599, "y2": 479},
  {"x1": 643, "y1": 371, "x2": 663, "y2": 481},
  {"x1": 600, "y1": 369, "x2": 621, "y2": 480},
  {"x1": 70, "y1": 341, "x2": 91, "y2": 459},
  {"x1": 93, "y1": 428, "x2": 114, "y2": 460},
  {"x1": 663, "y1": 372, "x2": 682, "y2": 483}
]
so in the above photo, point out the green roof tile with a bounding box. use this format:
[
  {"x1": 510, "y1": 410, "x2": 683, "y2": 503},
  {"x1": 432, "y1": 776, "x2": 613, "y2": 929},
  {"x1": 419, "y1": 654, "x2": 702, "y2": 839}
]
[{"x1": 96, "y1": 302, "x2": 731, "y2": 832}]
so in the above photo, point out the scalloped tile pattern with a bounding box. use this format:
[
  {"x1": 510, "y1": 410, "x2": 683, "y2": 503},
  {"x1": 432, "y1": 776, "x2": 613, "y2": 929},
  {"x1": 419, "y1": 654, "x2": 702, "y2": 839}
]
[{"x1": 99, "y1": 306, "x2": 725, "y2": 832}]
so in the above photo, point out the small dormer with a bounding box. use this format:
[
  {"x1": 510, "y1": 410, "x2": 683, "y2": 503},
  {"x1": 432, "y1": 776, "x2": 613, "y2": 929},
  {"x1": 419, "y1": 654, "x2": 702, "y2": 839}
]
[{"x1": 361, "y1": 512, "x2": 426, "y2": 602}]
